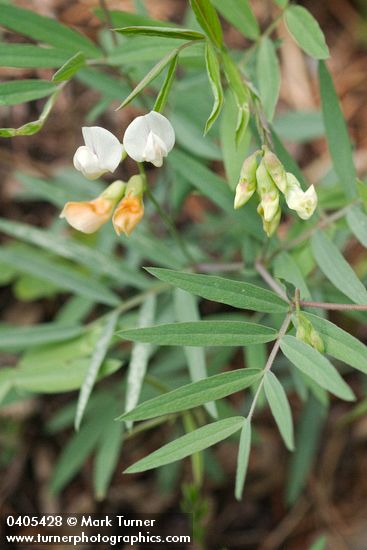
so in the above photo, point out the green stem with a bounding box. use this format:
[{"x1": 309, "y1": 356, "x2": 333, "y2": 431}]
[
  {"x1": 183, "y1": 412, "x2": 203, "y2": 487},
  {"x1": 248, "y1": 311, "x2": 292, "y2": 421},
  {"x1": 299, "y1": 300, "x2": 367, "y2": 311},
  {"x1": 255, "y1": 259, "x2": 289, "y2": 302}
]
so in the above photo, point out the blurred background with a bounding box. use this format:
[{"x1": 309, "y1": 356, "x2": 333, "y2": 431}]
[{"x1": 1, "y1": 1, "x2": 367, "y2": 548}]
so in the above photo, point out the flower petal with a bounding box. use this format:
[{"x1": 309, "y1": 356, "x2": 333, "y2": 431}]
[
  {"x1": 123, "y1": 111, "x2": 175, "y2": 165},
  {"x1": 123, "y1": 115, "x2": 151, "y2": 162},
  {"x1": 60, "y1": 198, "x2": 112, "y2": 234},
  {"x1": 144, "y1": 111, "x2": 175, "y2": 153},
  {"x1": 82, "y1": 126, "x2": 123, "y2": 173},
  {"x1": 73, "y1": 146, "x2": 105, "y2": 180}
]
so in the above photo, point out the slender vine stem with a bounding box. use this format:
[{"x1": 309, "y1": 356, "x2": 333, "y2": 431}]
[
  {"x1": 248, "y1": 312, "x2": 293, "y2": 421},
  {"x1": 300, "y1": 300, "x2": 367, "y2": 311},
  {"x1": 255, "y1": 259, "x2": 289, "y2": 302}
]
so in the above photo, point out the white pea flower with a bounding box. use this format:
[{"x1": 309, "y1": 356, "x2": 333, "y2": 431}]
[
  {"x1": 123, "y1": 111, "x2": 175, "y2": 167},
  {"x1": 73, "y1": 127, "x2": 124, "y2": 180},
  {"x1": 285, "y1": 173, "x2": 318, "y2": 220}
]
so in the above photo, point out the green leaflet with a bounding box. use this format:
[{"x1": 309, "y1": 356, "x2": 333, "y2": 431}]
[
  {"x1": 284, "y1": 6, "x2": 329, "y2": 60},
  {"x1": 117, "y1": 321, "x2": 277, "y2": 347},
  {"x1": 51, "y1": 405, "x2": 114, "y2": 494},
  {"x1": 0, "y1": 80, "x2": 57, "y2": 106},
  {"x1": 0, "y1": 323, "x2": 84, "y2": 351},
  {"x1": 0, "y1": 44, "x2": 69, "y2": 68},
  {"x1": 221, "y1": 51, "x2": 250, "y2": 147},
  {"x1": 154, "y1": 53, "x2": 178, "y2": 112},
  {"x1": 190, "y1": 0, "x2": 223, "y2": 47},
  {"x1": 210, "y1": 0, "x2": 259, "y2": 40},
  {"x1": 311, "y1": 230, "x2": 367, "y2": 305},
  {"x1": 75, "y1": 311, "x2": 120, "y2": 430},
  {"x1": 118, "y1": 369, "x2": 261, "y2": 421},
  {"x1": 95, "y1": 9, "x2": 175, "y2": 28},
  {"x1": 273, "y1": 251, "x2": 311, "y2": 299},
  {"x1": 280, "y1": 335, "x2": 355, "y2": 401},
  {"x1": 0, "y1": 4, "x2": 100, "y2": 57},
  {"x1": 0, "y1": 246, "x2": 120, "y2": 306},
  {"x1": 257, "y1": 37, "x2": 280, "y2": 121},
  {"x1": 303, "y1": 312, "x2": 367, "y2": 374},
  {"x1": 0, "y1": 87, "x2": 61, "y2": 137},
  {"x1": 114, "y1": 26, "x2": 205, "y2": 40},
  {"x1": 146, "y1": 268, "x2": 289, "y2": 312},
  {"x1": 52, "y1": 51, "x2": 86, "y2": 83},
  {"x1": 0, "y1": 368, "x2": 17, "y2": 405},
  {"x1": 319, "y1": 61, "x2": 357, "y2": 198},
  {"x1": 93, "y1": 419, "x2": 124, "y2": 501},
  {"x1": 169, "y1": 149, "x2": 234, "y2": 213},
  {"x1": 174, "y1": 289, "x2": 217, "y2": 418},
  {"x1": 0, "y1": 217, "x2": 149, "y2": 289},
  {"x1": 124, "y1": 295, "x2": 157, "y2": 428},
  {"x1": 264, "y1": 371, "x2": 294, "y2": 451},
  {"x1": 125, "y1": 416, "x2": 243, "y2": 473},
  {"x1": 14, "y1": 358, "x2": 121, "y2": 394},
  {"x1": 117, "y1": 48, "x2": 179, "y2": 110},
  {"x1": 220, "y1": 90, "x2": 251, "y2": 190},
  {"x1": 234, "y1": 418, "x2": 252, "y2": 500},
  {"x1": 204, "y1": 42, "x2": 224, "y2": 134},
  {"x1": 346, "y1": 205, "x2": 367, "y2": 248}
]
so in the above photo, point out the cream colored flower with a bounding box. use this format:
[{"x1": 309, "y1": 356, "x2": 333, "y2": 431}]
[
  {"x1": 123, "y1": 111, "x2": 175, "y2": 167},
  {"x1": 73, "y1": 127, "x2": 123, "y2": 180},
  {"x1": 285, "y1": 173, "x2": 317, "y2": 220}
]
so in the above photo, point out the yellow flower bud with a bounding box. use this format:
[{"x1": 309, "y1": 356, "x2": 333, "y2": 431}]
[
  {"x1": 296, "y1": 322, "x2": 308, "y2": 343},
  {"x1": 310, "y1": 328, "x2": 325, "y2": 353},
  {"x1": 257, "y1": 204, "x2": 281, "y2": 237},
  {"x1": 296, "y1": 313, "x2": 325, "y2": 352},
  {"x1": 234, "y1": 181, "x2": 255, "y2": 209},
  {"x1": 262, "y1": 146, "x2": 288, "y2": 193},
  {"x1": 256, "y1": 161, "x2": 279, "y2": 222},
  {"x1": 112, "y1": 195, "x2": 144, "y2": 236},
  {"x1": 112, "y1": 174, "x2": 145, "y2": 236},
  {"x1": 296, "y1": 313, "x2": 312, "y2": 343},
  {"x1": 234, "y1": 150, "x2": 259, "y2": 209},
  {"x1": 60, "y1": 180, "x2": 126, "y2": 234}
]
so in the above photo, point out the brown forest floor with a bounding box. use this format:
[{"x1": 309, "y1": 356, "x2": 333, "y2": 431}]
[{"x1": 1, "y1": 1, "x2": 367, "y2": 549}]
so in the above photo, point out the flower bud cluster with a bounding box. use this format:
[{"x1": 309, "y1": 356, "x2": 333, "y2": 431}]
[
  {"x1": 60, "y1": 175, "x2": 144, "y2": 236},
  {"x1": 296, "y1": 313, "x2": 324, "y2": 353},
  {"x1": 234, "y1": 146, "x2": 318, "y2": 236}
]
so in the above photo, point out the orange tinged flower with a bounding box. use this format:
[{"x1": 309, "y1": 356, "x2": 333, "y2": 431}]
[
  {"x1": 112, "y1": 194, "x2": 144, "y2": 236},
  {"x1": 60, "y1": 197, "x2": 114, "y2": 234},
  {"x1": 60, "y1": 179, "x2": 126, "y2": 234}
]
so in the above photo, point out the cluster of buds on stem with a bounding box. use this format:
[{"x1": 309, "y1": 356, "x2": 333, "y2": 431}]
[
  {"x1": 296, "y1": 313, "x2": 324, "y2": 353},
  {"x1": 234, "y1": 146, "x2": 318, "y2": 236},
  {"x1": 60, "y1": 111, "x2": 175, "y2": 236}
]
